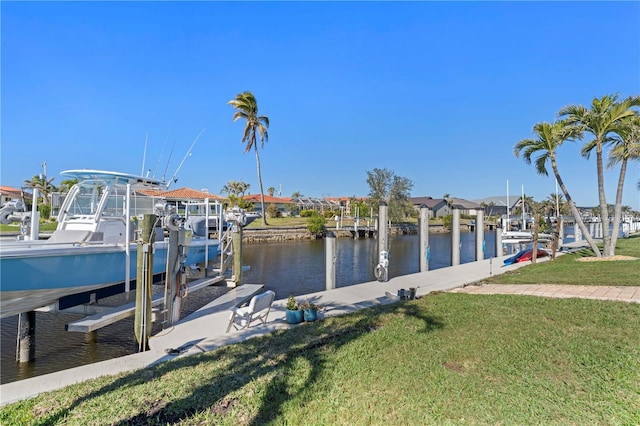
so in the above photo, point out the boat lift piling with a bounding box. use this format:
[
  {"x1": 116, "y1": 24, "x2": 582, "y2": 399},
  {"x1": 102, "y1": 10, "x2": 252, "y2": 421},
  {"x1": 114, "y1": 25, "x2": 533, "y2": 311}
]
[
  {"x1": 225, "y1": 207, "x2": 247, "y2": 287},
  {"x1": 231, "y1": 227, "x2": 243, "y2": 286},
  {"x1": 162, "y1": 211, "x2": 189, "y2": 328},
  {"x1": 135, "y1": 214, "x2": 156, "y2": 352},
  {"x1": 16, "y1": 311, "x2": 36, "y2": 363}
]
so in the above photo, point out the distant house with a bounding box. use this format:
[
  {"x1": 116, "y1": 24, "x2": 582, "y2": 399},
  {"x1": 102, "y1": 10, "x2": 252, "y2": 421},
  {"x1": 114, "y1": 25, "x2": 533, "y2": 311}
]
[
  {"x1": 138, "y1": 187, "x2": 224, "y2": 213},
  {"x1": 0, "y1": 186, "x2": 26, "y2": 206},
  {"x1": 323, "y1": 197, "x2": 367, "y2": 216},
  {"x1": 409, "y1": 197, "x2": 447, "y2": 218},
  {"x1": 244, "y1": 194, "x2": 295, "y2": 216},
  {"x1": 449, "y1": 198, "x2": 483, "y2": 216},
  {"x1": 150, "y1": 188, "x2": 223, "y2": 202},
  {"x1": 473, "y1": 196, "x2": 521, "y2": 217},
  {"x1": 409, "y1": 196, "x2": 482, "y2": 217},
  {"x1": 288, "y1": 197, "x2": 339, "y2": 216}
]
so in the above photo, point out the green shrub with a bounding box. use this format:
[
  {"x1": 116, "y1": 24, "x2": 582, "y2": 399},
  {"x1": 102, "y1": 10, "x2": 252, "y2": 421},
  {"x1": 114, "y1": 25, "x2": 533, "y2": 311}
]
[
  {"x1": 38, "y1": 204, "x2": 51, "y2": 220},
  {"x1": 442, "y1": 214, "x2": 452, "y2": 229},
  {"x1": 306, "y1": 214, "x2": 326, "y2": 235},
  {"x1": 266, "y1": 203, "x2": 281, "y2": 218},
  {"x1": 300, "y1": 210, "x2": 315, "y2": 217}
]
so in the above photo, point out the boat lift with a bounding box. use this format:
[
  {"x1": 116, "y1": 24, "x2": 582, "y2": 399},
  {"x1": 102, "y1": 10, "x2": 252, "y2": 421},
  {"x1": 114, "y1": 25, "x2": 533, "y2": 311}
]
[{"x1": 60, "y1": 209, "x2": 253, "y2": 333}]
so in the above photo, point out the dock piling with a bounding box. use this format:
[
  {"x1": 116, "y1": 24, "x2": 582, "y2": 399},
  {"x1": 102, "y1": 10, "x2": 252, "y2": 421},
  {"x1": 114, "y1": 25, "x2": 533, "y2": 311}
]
[
  {"x1": 375, "y1": 201, "x2": 389, "y2": 282},
  {"x1": 419, "y1": 204, "x2": 429, "y2": 272},
  {"x1": 495, "y1": 226, "x2": 503, "y2": 257},
  {"x1": 451, "y1": 208, "x2": 461, "y2": 266},
  {"x1": 325, "y1": 231, "x2": 336, "y2": 290},
  {"x1": 16, "y1": 311, "x2": 36, "y2": 363},
  {"x1": 475, "y1": 208, "x2": 485, "y2": 262}
]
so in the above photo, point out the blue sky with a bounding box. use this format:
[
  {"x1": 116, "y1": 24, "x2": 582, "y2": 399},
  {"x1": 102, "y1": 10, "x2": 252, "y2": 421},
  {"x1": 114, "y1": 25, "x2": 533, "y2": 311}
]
[{"x1": 2, "y1": 1, "x2": 639, "y2": 208}]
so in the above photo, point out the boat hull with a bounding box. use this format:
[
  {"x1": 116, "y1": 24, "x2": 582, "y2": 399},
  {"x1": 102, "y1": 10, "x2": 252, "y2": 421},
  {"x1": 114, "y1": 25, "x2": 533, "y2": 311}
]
[{"x1": 0, "y1": 240, "x2": 219, "y2": 318}]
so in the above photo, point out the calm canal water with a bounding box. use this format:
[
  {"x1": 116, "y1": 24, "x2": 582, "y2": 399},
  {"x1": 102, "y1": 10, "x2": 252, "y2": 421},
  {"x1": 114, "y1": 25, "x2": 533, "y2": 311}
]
[{"x1": 1, "y1": 231, "x2": 497, "y2": 384}]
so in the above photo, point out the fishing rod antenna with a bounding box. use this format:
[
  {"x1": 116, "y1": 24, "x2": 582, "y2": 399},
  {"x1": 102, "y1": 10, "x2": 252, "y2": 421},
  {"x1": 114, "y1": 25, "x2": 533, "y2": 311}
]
[{"x1": 165, "y1": 128, "x2": 206, "y2": 189}]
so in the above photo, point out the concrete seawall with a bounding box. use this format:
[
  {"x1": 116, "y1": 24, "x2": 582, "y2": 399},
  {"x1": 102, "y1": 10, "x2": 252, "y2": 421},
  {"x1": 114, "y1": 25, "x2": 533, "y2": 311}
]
[{"x1": 241, "y1": 224, "x2": 477, "y2": 243}]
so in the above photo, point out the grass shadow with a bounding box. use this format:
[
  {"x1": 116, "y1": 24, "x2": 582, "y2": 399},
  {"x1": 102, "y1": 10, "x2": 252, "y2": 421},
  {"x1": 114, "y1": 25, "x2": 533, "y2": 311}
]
[{"x1": 30, "y1": 299, "x2": 443, "y2": 425}]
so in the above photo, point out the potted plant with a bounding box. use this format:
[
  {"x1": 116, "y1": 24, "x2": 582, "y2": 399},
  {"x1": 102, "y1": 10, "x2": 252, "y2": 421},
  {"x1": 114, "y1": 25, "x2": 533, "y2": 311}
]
[
  {"x1": 300, "y1": 300, "x2": 321, "y2": 322},
  {"x1": 285, "y1": 295, "x2": 303, "y2": 324}
]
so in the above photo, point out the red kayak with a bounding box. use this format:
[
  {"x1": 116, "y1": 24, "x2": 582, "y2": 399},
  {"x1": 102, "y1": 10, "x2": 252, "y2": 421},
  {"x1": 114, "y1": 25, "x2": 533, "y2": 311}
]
[{"x1": 504, "y1": 249, "x2": 549, "y2": 265}]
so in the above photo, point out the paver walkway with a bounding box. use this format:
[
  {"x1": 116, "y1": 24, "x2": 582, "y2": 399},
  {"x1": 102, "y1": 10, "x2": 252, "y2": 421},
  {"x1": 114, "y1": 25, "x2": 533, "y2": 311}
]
[{"x1": 451, "y1": 284, "x2": 640, "y2": 303}]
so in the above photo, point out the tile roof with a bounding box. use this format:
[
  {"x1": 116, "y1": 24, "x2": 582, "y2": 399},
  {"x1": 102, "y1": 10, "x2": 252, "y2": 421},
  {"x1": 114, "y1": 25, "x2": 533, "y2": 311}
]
[
  {"x1": 0, "y1": 186, "x2": 25, "y2": 198},
  {"x1": 137, "y1": 187, "x2": 223, "y2": 200},
  {"x1": 243, "y1": 194, "x2": 294, "y2": 204},
  {"x1": 0, "y1": 186, "x2": 21, "y2": 192}
]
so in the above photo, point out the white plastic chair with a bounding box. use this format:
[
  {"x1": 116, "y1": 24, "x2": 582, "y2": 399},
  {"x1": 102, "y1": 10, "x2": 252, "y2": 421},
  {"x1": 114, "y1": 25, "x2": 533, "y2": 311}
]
[{"x1": 226, "y1": 290, "x2": 276, "y2": 332}]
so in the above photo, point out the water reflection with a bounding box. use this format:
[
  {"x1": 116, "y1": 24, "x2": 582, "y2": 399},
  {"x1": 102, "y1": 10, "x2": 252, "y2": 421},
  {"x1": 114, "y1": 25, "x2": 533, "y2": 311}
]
[{"x1": 242, "y1": 232, "x2": 497, "y2": 298}]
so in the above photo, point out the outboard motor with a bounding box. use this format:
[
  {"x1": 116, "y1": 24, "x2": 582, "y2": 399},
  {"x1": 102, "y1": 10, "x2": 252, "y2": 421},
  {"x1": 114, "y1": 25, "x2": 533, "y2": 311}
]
[
  {"x1": 226, "y1": 206, "x2": 247, "y2": 229},
  {"x1": 154, "y1": 202, "x2": 175, "y2": 218}
]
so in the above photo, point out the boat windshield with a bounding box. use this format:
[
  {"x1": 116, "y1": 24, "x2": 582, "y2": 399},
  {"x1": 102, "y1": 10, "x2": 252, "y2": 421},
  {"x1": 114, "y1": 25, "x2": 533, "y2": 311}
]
[
  {"x1": 66, "y1": 182, "x2": 107, "y2": 217},
  {"x1": 65, "y1": 180, "x2": 131, "y2": 218}
]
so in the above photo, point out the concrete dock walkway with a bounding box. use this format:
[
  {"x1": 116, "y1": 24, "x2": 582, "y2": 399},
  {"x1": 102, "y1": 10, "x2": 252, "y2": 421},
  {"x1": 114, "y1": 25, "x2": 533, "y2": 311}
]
[{"x1": 2, "y1": 252, "x2": 637, "y2": 406}]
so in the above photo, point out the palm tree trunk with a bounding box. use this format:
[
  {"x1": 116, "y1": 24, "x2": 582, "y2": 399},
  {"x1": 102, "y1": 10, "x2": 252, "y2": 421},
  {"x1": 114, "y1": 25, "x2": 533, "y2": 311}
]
[
  {"x1": 608, "y1": 159, "x2": 627, "y2": 257},
  {"x1": 254, "y1": 147, "x2": 268, "y2": 226},
  {"x1": 552, "y1": 160, "x2": 602, "y2": 257},
  {"x1": 595, "y1": 143, "x2": 612, "y2": 257}
]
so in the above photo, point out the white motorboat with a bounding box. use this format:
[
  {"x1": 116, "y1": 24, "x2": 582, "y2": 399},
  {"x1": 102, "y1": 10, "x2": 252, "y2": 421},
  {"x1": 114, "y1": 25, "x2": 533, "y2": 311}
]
[
  {"x1": 0, "y1": 170, "x2": 220, "y2": 319},
  {"x1": 501, "y1": 230, "x2": 555, "y2": 244}
]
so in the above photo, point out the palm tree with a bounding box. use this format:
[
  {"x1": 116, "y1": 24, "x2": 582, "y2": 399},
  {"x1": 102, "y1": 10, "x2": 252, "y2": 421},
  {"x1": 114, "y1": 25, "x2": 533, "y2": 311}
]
[
  {"x1": 559, "y1": 94, "x2": 640, "y2": 257},
  {"x1": 220, "y1": 180, "x2": 251, "y2": 198},
  {"x1": 267, "y1": 187, "x2": 275, "y2": 197},
  {"x1": 24, "y1": 175, "x2": 56, "y2": 205},
  {"x1": 228, "y1": 91, "x2": 270, "y2": 226},
  {"x1": 442, "y1": 193, "x2": 452, "y2": 209},
  {"x1": 607, "y1": 115, "x2": 640, "y2": 255},
  {"x1": 514, "y1": 120, "x2": 601, "y2": 256},
  {"x1": 58, "y1": 178, "x2": 78, "y2": 193},
  {"x1": 487, "y1": 201, "x2": 496, "y2": 217},
  {"x1": 538, "y1": 198, "x2": 554, "y2": 227}
]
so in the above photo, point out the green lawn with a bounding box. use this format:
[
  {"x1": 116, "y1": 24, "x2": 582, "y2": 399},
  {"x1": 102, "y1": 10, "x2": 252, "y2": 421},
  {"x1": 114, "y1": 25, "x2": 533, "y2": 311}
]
[
  {"x1": 0, "y1": 222, "x2": 58, "y2": 233},
  {"x1": 1, "y1": 294, "x2": 638, "y2": 425}
]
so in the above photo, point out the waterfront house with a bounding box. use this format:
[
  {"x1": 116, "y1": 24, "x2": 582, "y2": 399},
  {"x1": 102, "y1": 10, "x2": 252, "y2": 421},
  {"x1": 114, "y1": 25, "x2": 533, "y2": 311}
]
[
  {"x1": 409, "y1": 197, "x2": 481, "y2": 217},
  {"x1": 409, "y1": 197, "x2": 447, "y2": 218},
  {"x1": 137, "y1": 187, "x2": 224, "y2": 215},
  {"x1": 244, "y1": 194, "x2": 295, "y2": 216},
  {"x1": 0, "y1": 186, "x2": 26, "y2": 206}
]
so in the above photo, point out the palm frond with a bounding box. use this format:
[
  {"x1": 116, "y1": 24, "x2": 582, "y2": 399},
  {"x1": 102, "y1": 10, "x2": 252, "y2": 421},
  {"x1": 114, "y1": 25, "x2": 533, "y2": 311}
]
[
  {"x1": 534, "y1": 152, "x2": 550, "y2": 176},
  {"x1": 580, "y1": 139, "x2": 597, "y2": 158}
]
